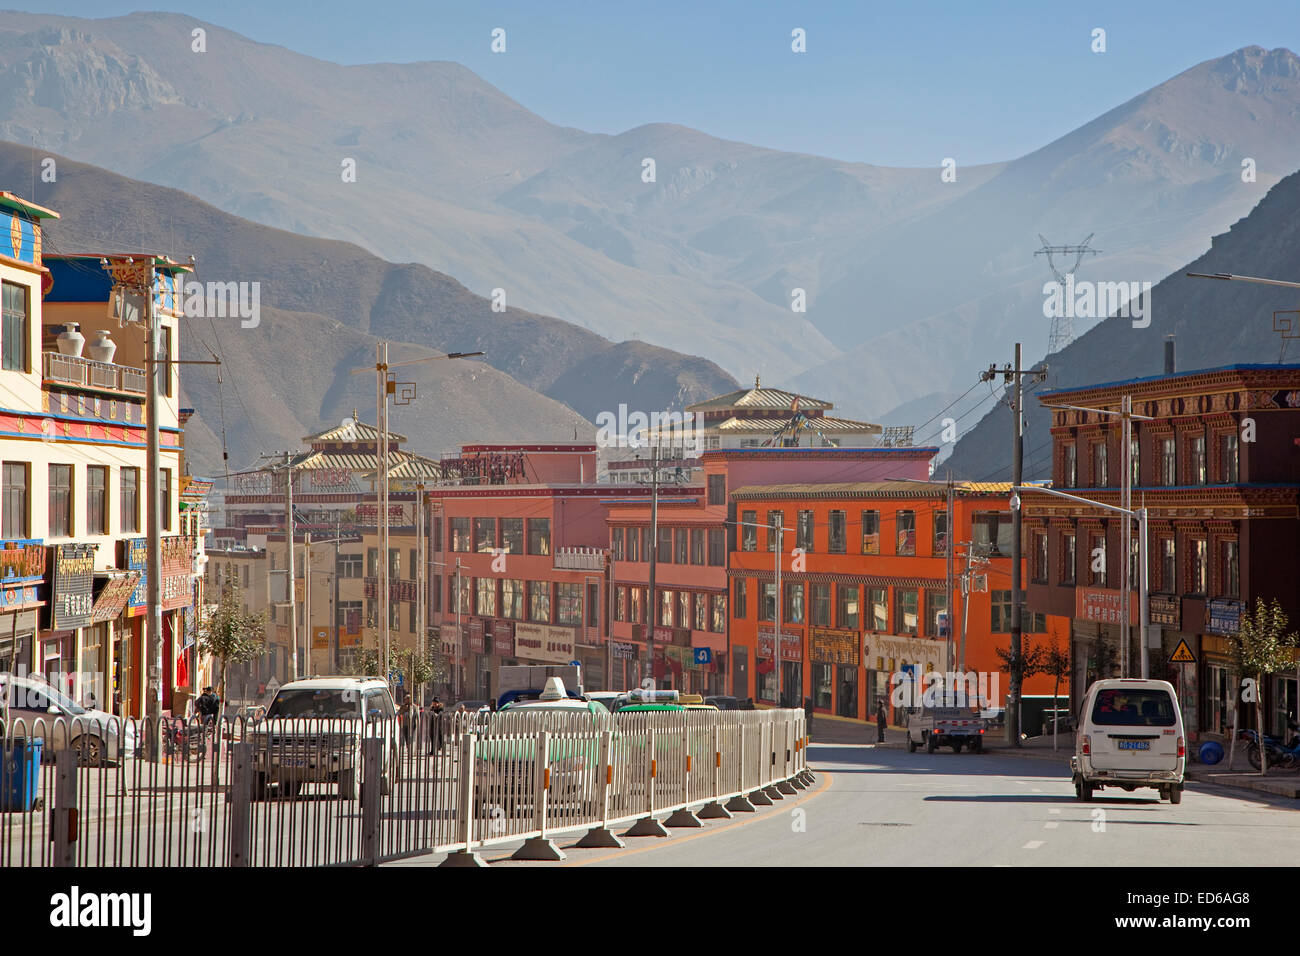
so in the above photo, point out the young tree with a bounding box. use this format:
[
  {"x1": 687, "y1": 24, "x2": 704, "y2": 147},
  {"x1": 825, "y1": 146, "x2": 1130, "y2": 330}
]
[
  {"x1": 996, "y1": 639, "x2": 1048, "y2": 737},
  {"x1": 1041, "y1": 631, "x2": 1072, "y2": 751},
  {"x1": 1231, "y1": 598, "x2": 1299, "y2": 776},
  {"x1": 197, "y1": 567, "x2": 267, "y2": 704}
]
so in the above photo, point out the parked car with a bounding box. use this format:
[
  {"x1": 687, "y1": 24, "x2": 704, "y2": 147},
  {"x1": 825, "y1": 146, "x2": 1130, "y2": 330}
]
[
  {"x1": 248, "y1": 677, "x2": 399, "y2": 800},
  {"x1": 705, "y1": 696, "x2": 744, "y2": 711},
  {"x1": 0, "y1": 673, "x2": 136, "y2": 766},
  {"x1": 1071, "y1": 678, "x2": 1185, "y2": 804}
]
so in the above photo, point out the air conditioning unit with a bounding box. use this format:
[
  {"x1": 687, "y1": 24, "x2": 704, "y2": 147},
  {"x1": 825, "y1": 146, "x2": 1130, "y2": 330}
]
[{"x1": 971, "y1": 574, "x2": 989, "y2": 593}]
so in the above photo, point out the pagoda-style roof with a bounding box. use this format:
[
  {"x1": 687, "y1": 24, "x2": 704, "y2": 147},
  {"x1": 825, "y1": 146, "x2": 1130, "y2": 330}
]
[
  {"x1": 714, "y1": 414, "x2": 880, "y2": 434},
  {"x1": 303, "y1": 418, "x2": 407, "y2": 445},
  {"x1": 686, "y1": 379, "x2": 833, "y2": 413}
]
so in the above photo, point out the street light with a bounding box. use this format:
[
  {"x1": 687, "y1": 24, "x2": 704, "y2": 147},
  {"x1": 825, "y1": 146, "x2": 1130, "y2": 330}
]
[
  {"x1": 350, "y1": 346, "x2": 484, "y2": 685},
  {"x1": 1011, "y1": 484, "x2": 1152, "y2": 679}
]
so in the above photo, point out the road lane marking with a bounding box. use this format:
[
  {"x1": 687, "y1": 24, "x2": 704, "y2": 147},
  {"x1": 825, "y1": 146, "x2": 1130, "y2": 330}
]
[
  {"x1": 1023, "y1": 840, "x2": 1044, "y2": 849},
  {"x1": 1049, "y1": 808, "x2": 1061, "y2": 814},
  {"x1": 1044, "y1": 822, "x2": 1059, "y2": 829}
]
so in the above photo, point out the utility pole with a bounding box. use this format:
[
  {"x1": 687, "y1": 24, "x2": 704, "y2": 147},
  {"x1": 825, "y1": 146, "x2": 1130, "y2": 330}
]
[
  {"x1": 981, "y1": 343, "x2": 1048, "y2": 746},
  {"x1": 144, "y1": 266, "x2": 163, "y2": 745},
  {"x1": 303, "y1": 532, "x2": 311, "y2": 675},
  {"x1": 775, "y1": 521, "x2": 784, "y2": 707},
  {"x1": 646, "y1": 444, "x2": 660, "y2": 689},
  {"x1": 416, "y1": 483, "x2": 426, "y2": 702},
  {"x1": 284, "y1": 452, "x2": 298, "y2": 682},
  {"x1": 945, "y1": 475, "x2": 955, "y2": 673},
  {"x1": 377, "y1": 342, "x2": 390, "y2": 685},
  {"x1": 1121, "y1": 394, "x2": 1132, "y2": 678},
  {"x1": 333, "y1": 513, "x2": 341, "y2": 672}
]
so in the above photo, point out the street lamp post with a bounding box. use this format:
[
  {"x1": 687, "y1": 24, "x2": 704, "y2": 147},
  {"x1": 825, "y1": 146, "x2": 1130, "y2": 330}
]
[
  {"x1": 351, "y1": 346, "x2": 483, "y2": 687},
  {"x1": 734, "y1": 518, "x2": 785, "y2": 705},
  {"x1": 1012, "y1": 485, "x2": 1151, "y2": 678}
]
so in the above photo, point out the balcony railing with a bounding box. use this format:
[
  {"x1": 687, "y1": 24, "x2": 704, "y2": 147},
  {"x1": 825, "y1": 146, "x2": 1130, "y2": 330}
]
[
  {"x1": 554, "y1": 547, "x2": 606, "y2": 571},
  {"x1": 42, "y1": 351, "x2": 148, "y2": 397}
]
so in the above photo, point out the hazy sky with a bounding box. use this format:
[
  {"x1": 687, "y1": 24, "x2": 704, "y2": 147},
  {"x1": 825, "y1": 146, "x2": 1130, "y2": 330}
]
[{"x1": 27, "y1": 0, "x2": 1300, "y2": 165}]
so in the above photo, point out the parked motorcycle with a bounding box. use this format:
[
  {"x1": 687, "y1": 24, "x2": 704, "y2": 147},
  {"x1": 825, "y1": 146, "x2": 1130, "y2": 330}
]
[{"x1": 1240, "y1": 725, "x2": 1300, "y2": 771}]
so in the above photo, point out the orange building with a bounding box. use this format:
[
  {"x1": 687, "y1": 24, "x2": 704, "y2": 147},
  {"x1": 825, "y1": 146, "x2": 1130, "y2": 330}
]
[{"x1": 727, "y1": 481, "x2": 1070, "y2": 722}]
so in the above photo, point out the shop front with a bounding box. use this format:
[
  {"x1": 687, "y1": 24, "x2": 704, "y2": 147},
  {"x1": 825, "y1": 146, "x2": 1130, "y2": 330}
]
[
  {"x1": 1205, "y1": 599, "x2": 1246, "y2": 736},
  {"x1": 609, "y1": 640, "x2": 638, "y2": 692},
  {"x1": 0, "y1": 539, "x2": 46, "y2": 675},
  {"x1": 862, "y1": 633, "x2": 948, "y2": 724},
  {"x1": 811, "y1": 627, "x2": 860, "y2": 718},
  {"x1": 757, "y1": 627, "x2": 802, "y2": 707},
  {"x1": 43, "y1": 543, "x2": 95, "y2": 701}
]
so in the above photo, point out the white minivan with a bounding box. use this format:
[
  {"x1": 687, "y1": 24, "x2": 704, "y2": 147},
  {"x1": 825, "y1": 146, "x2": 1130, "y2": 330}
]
[{"x1": 1072, "y1": 678, "x2": 1185, "y2": 804}]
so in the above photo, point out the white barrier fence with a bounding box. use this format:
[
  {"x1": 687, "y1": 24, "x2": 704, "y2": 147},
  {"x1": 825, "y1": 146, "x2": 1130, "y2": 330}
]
[{"x1": 0, "y1": 708, "x2": 810, "y2": 867}]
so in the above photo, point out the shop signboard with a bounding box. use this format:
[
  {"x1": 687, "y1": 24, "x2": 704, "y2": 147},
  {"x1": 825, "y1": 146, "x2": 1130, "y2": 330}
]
[
  {"x1": 90, "y1": 572, "x2": 141, "y2": 624},
  {"x1": 468, "y1": 618, "x2": 485, "y2": 654},
  {"x1": 1075, "y1": 587, "x2": 1138, "y2": 626},
  {"x1": 811, "y1": 627, "x2": 860, "y2": 666},
  {"x1": 1207, "y1": 599, "x2": 1244, "y2": 636},
  {"x1": 757, "y1": 626, "x2": 802, "y2": 662},
  {"x1": 491, "y1": 620, "x2": 515, "y2": 656},
  {"x1": 1148, "y1": 594, "x2": 1181, "y2": 629},
  {"x1": 49, "y1": 543, "x2": 95, "y2": 630},
  {"x1": 514, "y1": 622, "x2": 575, "y2": 664},
  {"x1": 610, "y1": 641, "x2": 636, "y2": 660}
]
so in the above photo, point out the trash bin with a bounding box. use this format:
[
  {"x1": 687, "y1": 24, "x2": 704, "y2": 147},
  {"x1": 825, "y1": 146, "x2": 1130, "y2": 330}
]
[
  {"x1": 1, "y1": 739, "x2": 42, "y2": 812},
  {"x1": 1198, "y1": 740, "x2": 1224, "y2": 766}
]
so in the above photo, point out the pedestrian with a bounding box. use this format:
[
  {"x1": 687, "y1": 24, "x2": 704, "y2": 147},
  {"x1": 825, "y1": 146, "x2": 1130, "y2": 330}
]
[
  {"x1": 876, "y1": 700, "x2": 888, "y2": 743},
  {"x1": 744, "y1": 697, "x2": 755, "y2": 711},
  {"x1": 428, "y1": 696, "x2": 445, "y2": 754},
  {"x1": 398, "y1": 693, "x2": 417, "y2": 748},
  {"x1": 195, "y1": 685, "x2": 220, "y2": 750}
]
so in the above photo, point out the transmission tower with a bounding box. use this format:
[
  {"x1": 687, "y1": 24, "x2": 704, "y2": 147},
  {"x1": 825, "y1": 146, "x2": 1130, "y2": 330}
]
[{"x1": 1035, "y1": 233, "x2": 1100, "y2": 353}]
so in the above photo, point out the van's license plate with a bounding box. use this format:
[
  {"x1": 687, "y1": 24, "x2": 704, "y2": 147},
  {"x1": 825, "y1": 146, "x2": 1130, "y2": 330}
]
[{"x1": 1118, "y1": 740, "x2": 1150, "y2": 751}]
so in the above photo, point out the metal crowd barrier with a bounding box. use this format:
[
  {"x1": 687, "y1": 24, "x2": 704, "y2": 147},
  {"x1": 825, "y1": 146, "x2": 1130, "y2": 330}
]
[{"x1": 0, "y1": 707, "x2": 810, "y2": 867}]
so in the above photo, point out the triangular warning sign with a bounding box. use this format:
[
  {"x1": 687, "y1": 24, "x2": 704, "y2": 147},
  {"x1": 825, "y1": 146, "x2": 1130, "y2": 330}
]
[{"x1": 1169, "y1": 639, "x2": 1196, "y2": 664}]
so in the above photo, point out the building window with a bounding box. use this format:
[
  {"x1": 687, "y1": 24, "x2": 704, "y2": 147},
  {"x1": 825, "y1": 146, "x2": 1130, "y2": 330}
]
[
  {"x1": 895, "y1": 588, "x2": 918, "y2": 635},
  {"x1": 476, "y1": 577, "x2": 496, "y2": 617},
  {"x1": 707, "y1": 528, "x2": 725, "y2": 566},
  {"x1": 409, "y1": 548, "x2": 417, "y2": 580},
  {"x1": 766, "y1": 511, "x2": 783, "y2": 552},
  {"x1": 83, "y1": 465, "x2": 106, "y2": 536},
  {"x1": 933, "y1": 510, "x2": 948, "y2": 556},
  {"x1": 1222, "y1": 540, "x2": 1239, "y2": 598},
  {"x1": 694, "y1": 592, "x2": 708, "y2": 631},
  {"x1": 1160, "y1": 437, "x2": 1176, "y2": 486},
  {"x1": 678, "y1": 591, "x2": 690, "y2": 629},
  {"x1": 390, "y1": 600, "x2": 400, "y2": 630},
  {"x1": 868, "y1": 587, "x2": 888, "y2": 631},
  {"x1": 1090, "y1": 532, "x2": 1107, "y2": 587},
  {"x1": 389, "y1": 548, "x2": 401, "y2": 578},
  {"x1": 1222, "y1": 433, "x2": 1239, "y2": 483},
  {"x1": 450, "y1": 517, "x2": 471, "y2": 551},
  {"x1": 1032, "y1": 532, "x2": 1048, "y2": 583},
  {"x1": 926, "y1": 590, "x2": 948, "y2": 637},
  {"x1": 455, "y1": 576, "x2": 472, "y2": 615},
  {"x1": 158, "y1": 325, "x2": 173, "y2": 398},
  {"x1": 1061, "y1": 532, "x2": 1076, "y2": 585},
  {"x1": 837, "y1": 584, "x2": 859, "y2": 630},
  {"x1": 611, "y1": 527, "x2": 625, "y2": 561},
  {"x1": 409, "y1": 599, "x2": 416, "y2": 633},
  {"x1": 691, "y1": 528, "x2": 705, "y2": 565},
  {"x1": 528, "y1": 580, "x2": 551, "y2": 622},
  {"x1": 337, "y1": 553, "x2": 362, "y2": 578},
  {"x1": 2, "y1": 462, "x2": 28, "y2": 538},
  {"x1": 735, "y1": 578, "x2": 747, "y2": 619},
  {"x1": 159, "y1": 469, "x2": 171, "y2": 531},
  {"x1": 711, "y1": 593, "x2": 726, "y2": 633},
  {"x1": 527, "y1": 518, "x2": 551, "y2": 555},
  {"x1": 626, "y1": 527, "x2": 640, "y2": 562},
  {"x1": 1189, "y1": 435, "x2": 1207, "y2": 485},
  {"x1": 1, "y1": 282, "x2": 29, "y2": 373},
  {"x1": 759, "y1": 582, "x2": 776, "y2": 622},
  {"x1": 991, "y1": 590, "x2": 1044, "y2": 632},
  {"x1": 829, "y1": 510, "x2": 846, "y2": 554},
  {"x1": 1129, "y1": 537, "x2": 1139, "y2": 590},
  {"x1": 675, "y1": 528, "x2": 689, "y2": 565},
  {"x1": 973, "y1": 512, "x2": 1013, "y2": 556},
  {"x1": 1130, "y1": 436, "x2": 1141, "y2": 488},
  {"x1": 861, "y1": 511, "x2": 880, "y2": 554},
  {"x1": 615, "y1": 586, "x2": 627, "y2": 623},
  {"x1": 630, "y1": 587, "x2": 644, "y2": 624},
  {"x1": 896, "y1": 510, "x2": 915, "y2": 556},
  {"x1": 1160, "y1": 539, "x2": 1176, "y2": 592},
  {"x1": 500, "y1": 579, "x2": 523, "y2": 620},
  {"x1": 741, "y1": 510, "x2": 757, "y2": 551},
  {"x1": 48, "y1": 464, "x2": 73, "y2": 537},
  {"x1": 810, "y1": 583, "x2": 831, "y2": 626},
  {"x1": 500, "y1": 517, "x2": 523, "y2": 553},
  {"x1": 473, "y1": 518, "x2": 496, "y2": 553},
  {"x1": 707, "y1": 474, "x2": 726, "y2": 506},
  {"x1": 432, "y1": 516, "x2": 443, "y2": 553},
  {"x1": 557, "y1": 582, "x2": 583, "y2": 626},
  {"x1": 660, "y1": 589, "x2": 674, "y2": 627},
  {"x1": 784, "y1": 582, "x2": 804, "y2": 624},
  {"x1": 1092, "y1": 441, "x2": 1108, "y2": 487},
  {"x1": 1063, "y1": 444, "x2": 1077, "y2": 488},
  {"x1": 796, "y1": 510, "x2": 814, "y2": 552},
  {"x1": 650, "y1": 526, "x2": 667, "y2": 563},
  {"x1": 1191, "y1": 539, "x2": 1208, "y2": 595},
  {"x1": 119, "y1": 467, "x2": 139, "y2": 534}
]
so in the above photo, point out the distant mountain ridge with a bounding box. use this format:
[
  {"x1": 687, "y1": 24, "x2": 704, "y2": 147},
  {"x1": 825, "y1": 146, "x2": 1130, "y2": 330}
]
[{"x1": 0, "y1": 141, "x2": 737, "y2": 476}]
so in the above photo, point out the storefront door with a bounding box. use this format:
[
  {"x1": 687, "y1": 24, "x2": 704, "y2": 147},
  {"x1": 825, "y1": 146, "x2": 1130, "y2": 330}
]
[{"x1": 837, "y1": 665, "x2": 858, "y2": 718}]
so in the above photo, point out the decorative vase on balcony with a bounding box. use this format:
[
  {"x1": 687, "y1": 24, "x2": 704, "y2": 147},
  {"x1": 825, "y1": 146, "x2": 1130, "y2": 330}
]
[
  {"x1": 56, "y1": 323, "x2": 85, "y2": 358},
  {"x1": 86, "y1": 329, "x2": 116, "y2": 363}
]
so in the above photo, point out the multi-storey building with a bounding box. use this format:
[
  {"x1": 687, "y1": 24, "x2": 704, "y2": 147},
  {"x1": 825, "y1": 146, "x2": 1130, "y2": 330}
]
[
  {"x1": 0, "y1": 194, "x2": 205, "y2": 718},
  {"x1": 1024, "y1": 364, "x2": 1300, "y2": 739},
  {"x1": 728, "y1": 481, "x2": 1068, "y2": 723}
]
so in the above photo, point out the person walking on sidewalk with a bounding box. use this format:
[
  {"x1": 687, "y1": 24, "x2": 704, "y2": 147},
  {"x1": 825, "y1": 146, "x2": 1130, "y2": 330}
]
[{"x1": 876, "y1": 700, "x2": 888, "y2": 743}]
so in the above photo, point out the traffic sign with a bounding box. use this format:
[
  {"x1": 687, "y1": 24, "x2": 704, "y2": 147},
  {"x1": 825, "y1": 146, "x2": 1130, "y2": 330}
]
[
  {"x1": 1170, "y1": 639, "x2": 1196, "y2": 664},
  {"x1": 694, "y1": 647, "x2": 712, "y2": 665},
  {"x1": 570, "y1": 660, "x2": 581, "y2": 668}
]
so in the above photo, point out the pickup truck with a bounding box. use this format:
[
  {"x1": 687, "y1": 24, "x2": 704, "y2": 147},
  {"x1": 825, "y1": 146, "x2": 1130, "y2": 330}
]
[{"x1": 905, "y1": 706, "x2": 987, "y2": 754}]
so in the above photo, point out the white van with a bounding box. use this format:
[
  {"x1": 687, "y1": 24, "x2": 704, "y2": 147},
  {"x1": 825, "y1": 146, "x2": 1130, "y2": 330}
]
[{"x1": 1072, "y1": 678, "x2": 1185, "y2": 803}]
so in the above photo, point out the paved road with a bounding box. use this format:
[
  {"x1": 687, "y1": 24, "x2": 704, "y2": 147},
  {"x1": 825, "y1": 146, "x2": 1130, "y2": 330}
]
[{"x1": 444, "y1": 740, "x2": 1300, "y2": 867}]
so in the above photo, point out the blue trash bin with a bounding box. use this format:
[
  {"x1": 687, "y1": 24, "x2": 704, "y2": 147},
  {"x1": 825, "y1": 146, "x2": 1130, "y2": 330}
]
[
  {"x1": 1198, "y1": 740, "x2": 1224, "y2": 766},
  {"x1": 1, "y1": 739, "x2": 42, "y2": 812}
]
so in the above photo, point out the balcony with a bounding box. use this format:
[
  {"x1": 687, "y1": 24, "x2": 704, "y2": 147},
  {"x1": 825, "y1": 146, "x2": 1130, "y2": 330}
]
[
  {"x1": 43, "y1": 351, "x2": 148, "y2": 397},
  {"x1": 554, "y1": 548, "x2": 605, "y2": 571}
]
